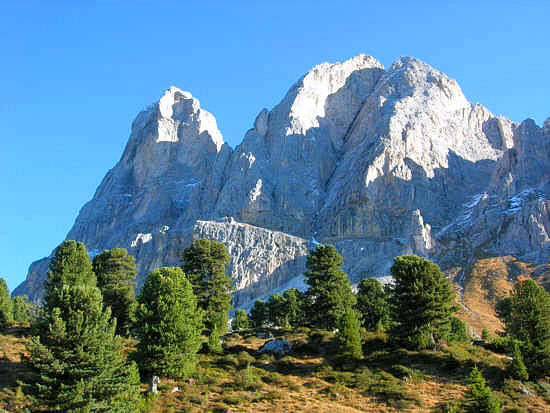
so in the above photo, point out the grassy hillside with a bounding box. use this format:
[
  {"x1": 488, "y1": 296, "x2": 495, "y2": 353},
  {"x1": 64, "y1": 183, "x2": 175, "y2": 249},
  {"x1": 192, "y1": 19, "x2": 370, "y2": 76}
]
[
  {"x1": 2, "y1": 325, "x2": 550, "y2": 412},
  {"x1": 450, "y1": 256, "x2": 550, "y2": 336}
]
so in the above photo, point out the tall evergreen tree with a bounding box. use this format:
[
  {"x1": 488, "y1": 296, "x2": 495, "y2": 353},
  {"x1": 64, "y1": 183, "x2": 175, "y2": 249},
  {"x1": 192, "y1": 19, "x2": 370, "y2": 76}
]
[
  {"x1": 448, "y1": 316, "x2": 470, "y2": 343},
  {"x1": 44, "y1": 240, "x2": 96, "y2": 313},
  {"x1": 282, "y1": 288, "x2": 306, "y2": 328},
  {"x1": 389, "y1": 255, "x2": 455, "y2": 350},
  {"x1": 508, "y1": 340, "x2": 529, "y2": 381},
  {"x1": 499, "y1": 279, "x2": 550, "y2": 378},
  {"x1": 337, "y1": 306, "x2": 363, "y2": 358},
  {"x1": 23, "y1": 283, "x2": 140, "y2": 412},
  {"x1": 0, "y1": 277, "x2": 13, "y2": 328},
  {"x1": 135, "y1": 267, "x2": 204, "y2": 379},
  {"x1": 304, "y1": 245, "x2": 356, "y2": 330},
  {"x1": 231, "y1": 309, "x2": 250, "y2": 331},
  {"x1": 356, "y1": 278, "x2": 390, "y2": 331},
  {"x1": 267, "y1": 293, "x2": 289, "y2": 328},
  {"x1": 181, "y1": 239, "x2": 233, "y2": 350},
  {"x1": 92, "y1": 248, "x2": 137, "y2": 336},
  {"x1": 12, "y1": 295, "x2": 33, "y2": 323},
  {"x1": 249, "y1": 299, "x2": 268, "y2": 329},
  {"x1": 463, "y1": 366, "x2": 501, "y2": 413}
]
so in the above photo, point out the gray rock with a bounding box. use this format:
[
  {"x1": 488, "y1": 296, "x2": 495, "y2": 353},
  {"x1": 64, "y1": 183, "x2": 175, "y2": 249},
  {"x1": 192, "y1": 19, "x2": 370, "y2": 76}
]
[
  {"x1": 147, "y1": 376, "x2": 159, "y2": 394},
  {"x1": 258, "y1": 339, "x2": 291, "y2": 356}
]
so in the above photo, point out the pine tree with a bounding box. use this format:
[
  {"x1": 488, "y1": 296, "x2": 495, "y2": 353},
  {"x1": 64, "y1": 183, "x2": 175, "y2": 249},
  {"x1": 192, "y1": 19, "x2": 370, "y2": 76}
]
[
  {"x1": 389, "y1": 255, "x2": 455, "y2": 350},
  {"x1": 181, "y1": 239, "x2": 233, "y2": 351},
  {"x1": 267, "y1": 293, "x2": 288, "y2": 328},
  {"x1": 449, "y1": 316, "x2": 470, "y2": 343},
  {"x1": 23, "y1": 284, "x2": 140, "y2": 412},
  {"x1": 12, "y1": 295, "x2": 32, "y2": 323},
  {"x1": 508, "y1": 340, "x2": 529, "y2": 381},
  {"x1": 0, "y1": 277, "x2": 13, "y2": 328},
  {"x1": 500, "y1": 279, "x2": 550, "y2": 378},
  {"x1": 92, "y1": 248, "x2": 137, "y2": 336},
  {"x1": 356, "y1": 278, "x2": 390, "y2": 331},
  {"x1": 463, "y1": 366, "x2": 501, "y2": 413},
  {"x1": 208, "y1": 324, "x2": 223, "y2": 354},
  {"x1": 44, "y1": 240, "x2": 96, "y2": 313},
  {"x1": 135, "y1": 267, "x2": 204, "y2": 379},
  {"x1": 232, "y1": 309, "x2": 250, "y2": 331},
  {"x1": 282, "y1": 288, "x2": 306, "y2": 328},
  {"x1": 249, "y1": 299, "x2": 268, "y2": 329},
  {"x1": 305, "y1": 245, "x2": 356, "y2": 330},
  {"x1": 337, "y1": 306, "x2": 363, "y2": 358}
]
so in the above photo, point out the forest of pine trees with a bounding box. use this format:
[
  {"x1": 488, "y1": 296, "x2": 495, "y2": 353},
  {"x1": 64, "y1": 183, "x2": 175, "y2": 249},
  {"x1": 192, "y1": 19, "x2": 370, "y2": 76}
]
[{"x1": 2, "y1": 239, "x2": 550, "y2": 411}]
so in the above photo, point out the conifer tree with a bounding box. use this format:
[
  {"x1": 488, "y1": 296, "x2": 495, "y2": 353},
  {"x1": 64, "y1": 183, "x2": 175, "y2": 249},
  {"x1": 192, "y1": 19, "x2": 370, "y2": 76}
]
[
  {"x1": 12, "y1": 295, "x2": 32, "y2": 323},
  {"x1": 23, "y1": 281, "x2": 139, "y2": 412},
  {"x1": 135, "y1": 267, "x2": 204, "y2": 379},
  {"x1": 181, "y1": 239, "x2": 233, "y2": 351},
  {"x1": 267, "y1": 293, "x2": 289, "y2": 328},
  {"x1": 500, "y1": 279, "x2": 550, "y2": 378},
  {"x1": 249, "y1": 299, "x2": 268, "y2": 329},
  {"x1": 43, "y1": 240, "x2": 96, "y2": 313},
  {"x1": 232, "y1": 309, "x2": 250, "y2": 331},
  {"x1": 304, "y1": 245, "x2": 356, "y2": 330},
  {"x1": 282, "y1": 288, "x2": 306, "y2": 328},
  {"x1": 337, "y1": 306, "x2": 363, "y2": 358},
  {"x1": 356, "y1": 277, "x2": 390, "y2": 331},
  {"x1": 508, "y1": 340, "x2": 529, "y2": 381},
  {"x1": 449, "y1": 316, "x2": 470, "y2": 342},
  {"x1": 389, "y1": 255, "x2": 455, "y2": 350},
  {"x1": 92, "y1": 248, "x2": 137, "y2": 336},
  {"x1": 0, "y1": 277, "x2": 13, "y2": 328},
  {"x1": 463, "y1": 366, "x2": 501, "y2": 413}
]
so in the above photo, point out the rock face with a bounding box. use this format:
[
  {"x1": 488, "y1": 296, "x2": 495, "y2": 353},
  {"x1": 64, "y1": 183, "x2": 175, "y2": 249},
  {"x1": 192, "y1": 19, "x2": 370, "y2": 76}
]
[
  {"x1": 14, "y1": 54, "x2": 550, "y2": 307},
  {"x1": 437, "y1": 117, "x2": 550, "y2": 267}
]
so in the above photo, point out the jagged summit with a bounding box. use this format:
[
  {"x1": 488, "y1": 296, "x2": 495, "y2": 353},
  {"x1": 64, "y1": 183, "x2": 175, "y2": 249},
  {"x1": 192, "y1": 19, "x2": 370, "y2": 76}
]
[{"x1": 14, "y1": 54, "x2": 550, "y2": 308}]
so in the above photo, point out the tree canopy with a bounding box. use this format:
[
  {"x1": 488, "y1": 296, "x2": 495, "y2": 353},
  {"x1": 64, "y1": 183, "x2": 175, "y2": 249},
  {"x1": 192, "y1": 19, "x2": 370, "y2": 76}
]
[
  {"x1": 44, "y1": 240, "x2": 96, "y2": 312},
  {"x1": 92, "y1": 248, "x2": 137, "y2": 336},
  {"x1": 463, "y1": 366, "x2": 501, "y2": 413},
  {"x1": 249, "y1": 299, "x2": 268, "y2": 329},
  {"x1": 0, "y1": 278, "x2": 12, "y2": 328},
  {"x1": 181, "y1": 239, "x2": 233, "y2": 351},
  {"x1": 135, "y1": 267, "x2": 204, "y2": 379},
  {"x1": 231, "y1": 309, "x2": 250, "y2": 331},
  {"x1": 23, "y1": 240, "x2": 139, "y2": 412},
  {"x1": 499, "y1": 279, "x2": 550, "y2": 378},
  {"x1": 389, "y1": 255, "x2": 455, "y2": 350},
  {"x1": 304, "y1": 245, "x2": 357, "y2": 330},
  {"x1": 356, "y1": 277, "x2": 390, "y2": 332}
]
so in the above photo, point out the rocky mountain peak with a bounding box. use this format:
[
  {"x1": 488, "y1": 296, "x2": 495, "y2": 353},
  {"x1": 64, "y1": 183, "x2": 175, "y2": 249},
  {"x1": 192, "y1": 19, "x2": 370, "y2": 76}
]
[{"x1": 14, "y1": 54, "x2": 550, "y2": 311}]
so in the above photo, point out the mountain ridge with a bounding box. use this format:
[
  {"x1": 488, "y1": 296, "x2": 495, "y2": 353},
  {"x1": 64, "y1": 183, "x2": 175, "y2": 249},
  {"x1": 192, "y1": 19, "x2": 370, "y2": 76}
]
[{"x1": 14, "y1": 54, "x2": 550, "y2": 311}]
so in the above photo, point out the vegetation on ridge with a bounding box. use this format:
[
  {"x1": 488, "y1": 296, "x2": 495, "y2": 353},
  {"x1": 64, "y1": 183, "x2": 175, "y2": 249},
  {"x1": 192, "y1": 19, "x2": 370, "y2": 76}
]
[{"x1": 0, "y1": 240, "x2": 549, "y2": 412}]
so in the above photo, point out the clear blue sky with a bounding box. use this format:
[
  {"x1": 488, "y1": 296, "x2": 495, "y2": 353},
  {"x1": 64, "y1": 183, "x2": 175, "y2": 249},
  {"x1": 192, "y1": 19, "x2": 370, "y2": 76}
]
[{"x1": 1, "y1": 1, "x2": 548, "y2": 291}]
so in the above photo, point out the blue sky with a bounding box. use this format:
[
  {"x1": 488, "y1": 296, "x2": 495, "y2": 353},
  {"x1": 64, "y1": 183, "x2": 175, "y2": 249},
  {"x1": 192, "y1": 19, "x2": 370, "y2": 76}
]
[{"x1": 1, "y1": 1, "x2": 548, "y2": 291}]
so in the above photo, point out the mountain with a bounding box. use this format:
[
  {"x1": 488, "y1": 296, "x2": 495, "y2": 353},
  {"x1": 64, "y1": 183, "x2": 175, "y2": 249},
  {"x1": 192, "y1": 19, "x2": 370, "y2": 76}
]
[{"x1": 14, "y1": 54, "x2": 550, "y2": 313}]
